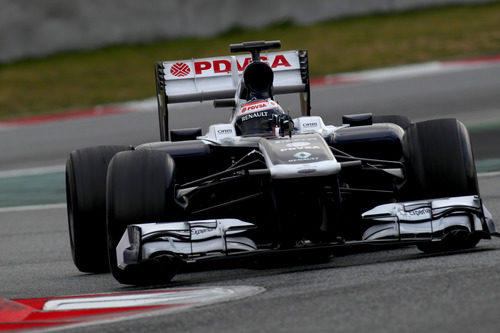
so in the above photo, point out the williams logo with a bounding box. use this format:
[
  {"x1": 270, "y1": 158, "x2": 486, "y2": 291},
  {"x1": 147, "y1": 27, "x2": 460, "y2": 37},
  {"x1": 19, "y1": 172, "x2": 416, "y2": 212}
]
[{"x1": 294, "y1": 152, "x2": 312, "y2": 159}]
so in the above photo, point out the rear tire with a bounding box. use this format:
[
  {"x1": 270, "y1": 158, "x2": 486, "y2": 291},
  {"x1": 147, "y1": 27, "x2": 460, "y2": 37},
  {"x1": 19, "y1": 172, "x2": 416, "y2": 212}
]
[
  {"x1": 106, "y1": 150, "x2": 178, "y2": 285},
  {"x1": 402, "y1": 119, "x2": 480, "y2": 252},
  {"x1": 66, "y1": 145, "x2": 132, "y2": 273}
]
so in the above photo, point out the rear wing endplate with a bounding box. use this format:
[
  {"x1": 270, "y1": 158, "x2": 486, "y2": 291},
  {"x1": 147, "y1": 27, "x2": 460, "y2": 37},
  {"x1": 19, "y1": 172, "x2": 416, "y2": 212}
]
[{"x1": 155, "y1": 50, "x2": 310, "y2": 141}]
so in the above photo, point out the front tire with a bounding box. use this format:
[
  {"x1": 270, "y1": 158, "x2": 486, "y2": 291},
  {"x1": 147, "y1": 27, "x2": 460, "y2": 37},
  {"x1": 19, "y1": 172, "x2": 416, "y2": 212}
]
[
  {"x1": 106, "y1": 150, "x2": 178, "y2": 285},
  {"x1": 403, "y1": 119, "x2": 480, "y2": 252}
]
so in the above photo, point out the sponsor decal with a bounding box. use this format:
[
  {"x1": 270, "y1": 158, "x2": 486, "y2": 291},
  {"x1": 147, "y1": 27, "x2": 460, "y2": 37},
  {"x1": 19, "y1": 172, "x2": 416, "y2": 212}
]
[
  {"x1": 288, "y1": 156, "x2": 320, "y2": 163},
  {"x1": 287, "y1": 151, "x2": 321, "y2": 163},
  {"x1": 241, "y1": 103, "x2": 267, "y2": 113},
  {"x1": 170, "y1": 62, "x2": 191, "y2": 77},
  {"x1": 212, "y1": 125, "x2": 235, "y2": 139},
  {"x1": 408, "y1": 207, "x2": 431, "y2": 216},
  {"x1": 247, "y1": 103, "x2": 267, "y2": 112},
  {"x1": 197, "y1": 57, "x2": 270, "y2": 74},
  {"x1": 294, "y1": 152, "x2": 312, "y2": 159},
  {"x1": 286, "y1": 142, "x2": 310, "y2": 148},
  {"x1": 194, "y1": 59, "x2": 233, "y2": 74},
  {"x1": 271, "y1": 55, "x2": 292, "y2": 68},
  {"x1": 302, "y1": 122, "x2": 319, "y2": 128},
  {"x1": 275, "y1": 137, "x2": 319, "y2": 144},
  {"x1": 240, "y1": 99, "x2": 277, "y2": 114},
  {"x1": 217, "y1": 129, "x2": 234, "y2": 135},
  {"x1": 280, "y1": 145, "x2": 320, "y2": 152},
  {"x1": 191, "y1": 227, "x2": 213, "y2": 237},
  {"x1": 241, "y1": 111, "x2": 268, "y2": 122},
  {"x1": 169, "y1": 54, "x2": 293, "y2": 77}
]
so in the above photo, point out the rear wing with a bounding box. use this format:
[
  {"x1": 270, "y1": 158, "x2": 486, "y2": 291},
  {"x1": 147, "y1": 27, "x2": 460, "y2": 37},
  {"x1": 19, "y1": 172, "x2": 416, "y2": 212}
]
[{"x1": 154, "y1": 50, "x2": 310, "y2": 141}]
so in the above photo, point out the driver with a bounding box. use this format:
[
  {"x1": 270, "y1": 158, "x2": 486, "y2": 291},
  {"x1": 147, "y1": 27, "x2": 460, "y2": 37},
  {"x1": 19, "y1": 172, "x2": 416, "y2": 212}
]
[{"x1": 234, "y1": 98, "x2": 293, "y2": 137}]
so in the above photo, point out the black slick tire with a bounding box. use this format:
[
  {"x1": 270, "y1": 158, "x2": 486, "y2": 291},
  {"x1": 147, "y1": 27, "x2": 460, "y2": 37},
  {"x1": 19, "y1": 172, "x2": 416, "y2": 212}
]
[
  {"x1": 66, "y1": 145, "x2": 132, "y2": 273},
  {"x1": 403, "y1": 118, "x2": 480, "y2": 252},
  {"x1": 106, "y1": 150, "x2": 178, "y2": 285}
]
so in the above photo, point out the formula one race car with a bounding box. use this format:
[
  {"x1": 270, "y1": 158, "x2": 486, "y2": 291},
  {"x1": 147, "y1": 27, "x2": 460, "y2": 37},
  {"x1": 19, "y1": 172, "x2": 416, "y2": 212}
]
[{"x1": 66, "y1": 41, "x2": 497, "y2": 285}]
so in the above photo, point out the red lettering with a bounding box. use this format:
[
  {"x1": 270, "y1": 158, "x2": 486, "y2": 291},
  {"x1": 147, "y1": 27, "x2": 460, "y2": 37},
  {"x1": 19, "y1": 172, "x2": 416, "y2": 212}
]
[
  {"x1": 191, "y1": 55, "x2": 291, "y2": 75},
  {"x1": 237, "y1": 57, "x2": 269, "y2": 71},
  {"x1": 248, "y1": 103, "x2": 266, "y2": 111},
  {"x1": 213, "y1": 60, "x2": 231, "y2": 73},
  {"x1": 237, "y1": 58, "x2": 251, "y2": 71},
  {"x1": 271, "y1": 55, "x2": 291, "y2": 68},
  {"x1": 194, "y1": 61, "x2": 211, "y2": 74}
]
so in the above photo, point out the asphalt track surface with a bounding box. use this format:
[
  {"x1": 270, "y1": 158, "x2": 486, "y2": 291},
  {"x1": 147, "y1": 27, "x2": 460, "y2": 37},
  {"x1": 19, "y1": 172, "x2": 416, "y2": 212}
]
[{"x1": 1, "y1": 63, "x2": 500, "y2": 332}]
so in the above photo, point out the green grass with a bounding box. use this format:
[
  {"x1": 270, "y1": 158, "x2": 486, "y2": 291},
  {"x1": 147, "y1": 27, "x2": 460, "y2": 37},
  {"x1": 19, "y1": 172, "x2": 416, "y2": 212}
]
[{"x1": 1, "y1": 2, "x2": 500, "y2": 119}]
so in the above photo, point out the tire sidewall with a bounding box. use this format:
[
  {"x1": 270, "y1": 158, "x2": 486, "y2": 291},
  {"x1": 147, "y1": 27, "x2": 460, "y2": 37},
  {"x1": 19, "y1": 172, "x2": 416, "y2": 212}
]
[
  {"x1": 402, "y1": 118, "x2": 479, "y2": 200},
  {"x1": 106, "y1": 150, "x2": 176, "y2": 284}
]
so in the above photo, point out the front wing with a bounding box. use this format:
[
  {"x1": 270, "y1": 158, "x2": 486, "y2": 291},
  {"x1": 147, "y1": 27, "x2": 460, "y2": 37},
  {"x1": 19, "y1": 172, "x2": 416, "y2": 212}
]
[{"x1": 116, "y1": 195, "x2": 496, "y2": 270}]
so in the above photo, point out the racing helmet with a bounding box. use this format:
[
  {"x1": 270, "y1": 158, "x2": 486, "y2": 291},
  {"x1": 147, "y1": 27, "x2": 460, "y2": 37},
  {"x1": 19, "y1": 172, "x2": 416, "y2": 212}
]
[{"x1": 234, "y1": 98, "x2": 286, "y2": 136}]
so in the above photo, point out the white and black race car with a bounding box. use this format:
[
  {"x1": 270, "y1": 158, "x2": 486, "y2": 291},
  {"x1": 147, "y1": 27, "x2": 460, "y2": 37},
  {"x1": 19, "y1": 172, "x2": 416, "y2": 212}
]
[{"x1": 66, "y1": 41, "x2": 497, "y2": 285}]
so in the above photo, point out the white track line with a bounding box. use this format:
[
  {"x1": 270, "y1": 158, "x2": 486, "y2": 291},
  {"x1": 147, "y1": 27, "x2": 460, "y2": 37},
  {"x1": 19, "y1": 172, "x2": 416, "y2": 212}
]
[
  {"x1": 479, "y1": 170, "x2": 500, "y2": 178},
  {"x1": 1, "y1": 170, "x2": 498, "y2": 214},
  {"x1": 314, "y1": 56, "x2": 500, "y2": 85},
  {"x1": 0, "y1": 203, "x2": 66, "y2": 213},
  {"x1": 38, "y1": 286, "x2": 265, "y2": 333},
  {"x1": 0, "y1": 162, "x2": 498, "y2": 213},
  {"x1": 0, "y1": 165, "x2": 65, "y2": 178}
]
